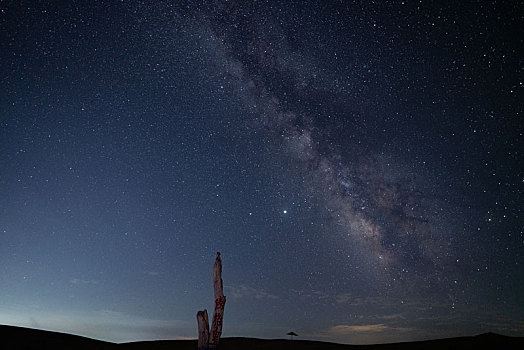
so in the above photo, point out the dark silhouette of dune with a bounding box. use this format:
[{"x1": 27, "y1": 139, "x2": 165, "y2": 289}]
[
  {"x1": 121, "y1": 334, "x2": 524, "y2": 350},
  {"x1": 0, "y1": 325, "x2": 114, "y2": 349},
  {"x1": 1, "y1": 325, "x2": 523, "y2": 350}
]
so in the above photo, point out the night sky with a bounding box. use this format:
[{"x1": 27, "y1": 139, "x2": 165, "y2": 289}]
[{"x1": 1, "y1": 0, "x2": 523, "y2": 345}]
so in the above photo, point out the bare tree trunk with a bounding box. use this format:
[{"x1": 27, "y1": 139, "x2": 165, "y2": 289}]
[
  {"x1": 209, "y1": 252, "x2": 226, "y2": 349},
  {"x1": 196, "y1": 252, "x2": 226, "y2": 350},
  {"x1": 196, "y1": 309, "x2": 209, "y2": 350}
]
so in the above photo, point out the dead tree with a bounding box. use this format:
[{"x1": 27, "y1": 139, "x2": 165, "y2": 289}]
[
  {"x1": 196, "y1": 310, "x2": 209, "y2": 350},
  {"x1": 197, "y1": 252, "x2": 226, "y2": 350}
]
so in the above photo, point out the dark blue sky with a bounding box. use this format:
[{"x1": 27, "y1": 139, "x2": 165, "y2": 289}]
[{"x1": 1, "y1": 0, "x2": 523, "y2": 344}]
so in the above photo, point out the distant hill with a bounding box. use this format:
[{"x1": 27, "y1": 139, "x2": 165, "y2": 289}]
[
  {"x1": 1, "y1": 325, "x2": 523, "y2": 350},
  {"x1": 1, "y1": 325, "x2": 114, "y2": 349}
]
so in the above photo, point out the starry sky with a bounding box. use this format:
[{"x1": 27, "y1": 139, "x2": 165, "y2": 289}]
[{"x1": 1, "y1": 0, "x2": 523, "y2": 345}]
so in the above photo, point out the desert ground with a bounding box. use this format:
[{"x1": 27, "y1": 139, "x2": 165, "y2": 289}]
[{"x1": 2, "y1": 325, "x2": 523, "y2": 350}]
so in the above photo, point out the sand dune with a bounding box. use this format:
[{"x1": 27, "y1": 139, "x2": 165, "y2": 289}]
[{"x1": 2, "y1": 325, "x2": 523, "y2": 350}]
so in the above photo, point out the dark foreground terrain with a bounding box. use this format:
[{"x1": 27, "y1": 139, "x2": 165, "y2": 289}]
[{"x1": 2, "y1": 325, "x2": 523, "y2": 350}]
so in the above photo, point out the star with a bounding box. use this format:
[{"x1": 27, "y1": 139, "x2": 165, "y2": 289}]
[{"x1": 0, "y1": 0, "x2": 521, "y2": 345}]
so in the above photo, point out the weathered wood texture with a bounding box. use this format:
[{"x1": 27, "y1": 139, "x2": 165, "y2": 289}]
[
  {"x1": 196, "y1": 310, "x2": 209, "y2": 350},
  {"x1": 197, "y1": 252, "x2": 226, "y2": 350},
  {"x1": 209, "y1": 252, "x2": 226, "y2": 349}
]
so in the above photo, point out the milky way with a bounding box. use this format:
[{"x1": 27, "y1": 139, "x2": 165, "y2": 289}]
[
  {"x1": 1, "y1": 0, "x2": 522, "y2": 345},
  {"x1": 188, "y1": 2, "x2": 476, "y2": 293}
]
